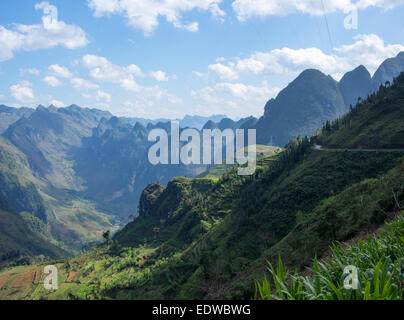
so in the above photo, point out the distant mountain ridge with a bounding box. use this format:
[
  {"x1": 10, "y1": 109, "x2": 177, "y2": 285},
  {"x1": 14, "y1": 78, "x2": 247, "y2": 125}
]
[
  {"x1": 74, "y1": 116, "x2": 208, "y2": 218},
  {"x1": 4, "y1": 104, "x2": 112, "y2": 188},
  {"x1": 255, "y1": 69, "x2": 347, "y2": 146},
  {"x1": 7, "y1": 71, "x2": 402, "y2": 300},
  {"x1": 115, "y1": 114, "x2": 228, "y2": 130},
  {"x1": 0, "y1": 105, "x2": 34, "y2": 134},
  {"x1": 0, "y1": 52, "x2": 404, "y2": 266},
  {"x1": 251, "y1": 51, "x2": 404, "y2": 147}
]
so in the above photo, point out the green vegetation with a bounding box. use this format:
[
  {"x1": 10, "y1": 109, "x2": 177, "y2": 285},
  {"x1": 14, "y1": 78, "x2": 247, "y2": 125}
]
[
  {"x1": 1, "y1": 72, "x2": 404, "y2": 300},
  {"x1": 1, "y1": 146, "x2": 402, "y2": 299},
  {"x1": 317, "y1": 72, "x2": 404, "y2": 149},
  {"x1": 0, "y1": 135, "x2": 118, "y2": 258},
  {"x1": 0, "y1": 206, "x2": 69, "y2": 268},
  {"x1": 198, "y1": 145, "x2": 282, "y2": 179},
  {"x1": 255, "y1": 215, "x2": 403, "y2": 300}
]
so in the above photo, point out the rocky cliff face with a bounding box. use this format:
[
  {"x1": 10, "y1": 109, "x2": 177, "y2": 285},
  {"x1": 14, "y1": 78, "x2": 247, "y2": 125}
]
[
  {"x1": 139, "y1": 183, "x2": 165, "y2": 218},
  {"x1": 255, "y1": 69, "x2": 346, "y2": 146},
  {"x1": 0, "y1": 105, "x2": 34, "y2": 134},
  {"x1": 372, "y1": 52, "x2": 404, "y2": 90},
  {"x1": 338, "y1": 65, "x2": 372, "y2": 108}
]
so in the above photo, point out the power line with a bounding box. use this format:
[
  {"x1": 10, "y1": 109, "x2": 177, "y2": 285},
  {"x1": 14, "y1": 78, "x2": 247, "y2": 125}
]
[{"x1": 321, "y1": 0, "x2": 334, "y2": 50}]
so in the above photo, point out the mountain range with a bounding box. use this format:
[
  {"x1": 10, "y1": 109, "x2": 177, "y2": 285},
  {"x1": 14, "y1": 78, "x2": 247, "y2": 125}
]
[
  {"x1": 1, "y1": 69, "x2": 403, "y2": 299},
  {"x1": 0, "y1": 52, "x2": 403, "y2": 270},
  {"x1": 252, "y1": 51, "x2": 404, "y2": 146}
]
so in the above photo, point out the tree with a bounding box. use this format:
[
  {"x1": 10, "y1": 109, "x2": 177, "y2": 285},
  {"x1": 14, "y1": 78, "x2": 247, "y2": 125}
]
[{"x1": 102, "y1": 230, "x2": 110, "y2": 243}]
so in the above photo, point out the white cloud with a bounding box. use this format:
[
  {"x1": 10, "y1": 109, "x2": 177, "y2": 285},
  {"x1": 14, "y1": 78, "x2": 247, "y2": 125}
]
[
  {"x1": 356, "y1": 0, "x2": 404, "y2": 10},
  {"x1": 191, "y1": 82, "x2": 280, "y2": 116},
  {"x1": 96, "y1": 90, "x2": 112, "y2": 103},
  {"x1": 43, "y1": 75, "x2": 63, "y2": 87},
  {"x1": 10, "y1": 81, "x2": 36, "y2": 103},
  {"x1": 0, "y1": 26, "x2": 24, "y2": 61},
  {"x1": 122, "y1": 84, "x2": 183, "y2": 117},
  {"x1": 19, "y1": 68, "x2": 41, "y2": 76},
  {"x1": 120, "y1": 78, "x2": 141, "y2": 92},
  {"x1": 0, "y1": 3, "x2": 88, "y2": 62},
  {"x1": 49, "y1": 99, "x2": 65, "y2": 107},
  {"x1": 193, "y1": 71, "x2": 205, "y2": 78},
  {"x1": 232, "y1": 0, "x2": 404, "y2": 21},
  {"x1": 70, "y1": 77, "x2": 100, "y2": 90},
  {"x1": 191, "y1": 33, "x2": 404, "y2": 117},
  {"x1": 150, "y1": 70, "x2": 169, "y2": 82},
  {"x1": 80, "y1": 55, "x2": 183, "y2": 117},
  {"x1": 207, "y1": 34, "x2": 404, "y2": 80},
  {"x1": 87, "y1": 0, "x2": 225, "y2": 35},
  {"x1": 334, "y1": 33, "x2": 404, "y2": 73},
  {"x1": 235, "y1": 47, "x2": 350, "y2": 76},
  {"x1": 193, "y1": 82, "x2": 279, "y2": 102},
  {"x1": 208, "y1": 63, "x2": 239, "y2": 81},
  {"x1": 0, "y1": 94, "x2": 5, "y2": 101},
  {"x1": 173, "y1": 21, "x2": 199, "y2": 32},
  {"x1": 82, "y1": 54, "x2": 144, "y2": 92},
  {"x1": 48, "y1": 64, "x2": 73, "y2": 78}
]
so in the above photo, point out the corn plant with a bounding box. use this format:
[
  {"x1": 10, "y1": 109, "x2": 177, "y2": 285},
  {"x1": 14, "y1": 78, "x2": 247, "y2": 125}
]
[{"x1": 255, "y1": 216, "x2": 404, "y2": 300}]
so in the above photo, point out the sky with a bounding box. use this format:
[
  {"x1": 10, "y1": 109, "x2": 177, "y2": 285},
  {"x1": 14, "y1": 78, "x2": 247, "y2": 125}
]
[{"x1": 0, "y1": 0, "x2": 404, "y2": 119}]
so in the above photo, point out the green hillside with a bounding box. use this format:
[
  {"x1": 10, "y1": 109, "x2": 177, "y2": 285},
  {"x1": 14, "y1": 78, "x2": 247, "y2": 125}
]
[
  {"x1": 256, "y1": 214, "x2": 403, "y2": 300},
  {"x1": 316, "y1": 72, "x2": 404, "y2": 149},
  {"x1": 1, "y1": 73, "x2": 404, "y2": 301},
  {"x1": 0, "y1": 197, "x2": 69, "y2": 269},
  {"x1": 0, "y1": 136, "x2": 118, "y2": 255},
  {"x1": 198, "y1": 145, "x2": 282, "y2": 179}
]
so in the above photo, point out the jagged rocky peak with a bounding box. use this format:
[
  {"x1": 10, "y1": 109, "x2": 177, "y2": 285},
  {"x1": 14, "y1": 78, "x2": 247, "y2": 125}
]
[
  {"x1": 372, "y1": 51, "x2": 404, "y2": 87},
  {"x1": 255, "y1": 68, "x2": 345, "y2": 146},
  {"x1": 338, "y1": 65, "x2": 372, "y2": 107},
  {"x1": 138, "y1": 183, "x2": 165, "y2": 218}
]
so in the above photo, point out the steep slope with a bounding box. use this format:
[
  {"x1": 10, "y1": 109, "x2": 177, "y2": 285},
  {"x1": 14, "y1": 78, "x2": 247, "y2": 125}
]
[
  {"x1": 0, "y1": 105, "x2": 34, "y2": 134},
  {"x1": 4, "y1": 105, "x2": 112, "y2": 190},
  {"x1": 317, "y1": 72, "x2": 404, "y2": 149},
  {"x1": 0, "y1": 195, "x2": 69, "y2": 268},
  {"x1": 74, "y1": 117, "x2": 208, "y2": 217},
  {"x1": 0, "y1": 137, "x2": 49, "y2": 222},
  {"x1": 0, "y1": 106, "x2": 228, "y2": 253},
  {"x1": 255, "y1": 215, "x2": 404, "y2": 300},
  {"x1": 251, "y1": 54, "x2": 404, "y2": 148},
  {"x1": 255, "y1": 69, "x2": 347, "y2": 146},
  {"x1": 2, "y1": 72, "x2": 404, "y2": 301},
  {"x1": 0, "y1": 136, "x2": 117, "y2": 253},
  {"x1": 371, "y1": 51, "x2": 404, "y2": 91},
  {"x1": 338, "y1": 65, "x2": 372, "y2": 108}
]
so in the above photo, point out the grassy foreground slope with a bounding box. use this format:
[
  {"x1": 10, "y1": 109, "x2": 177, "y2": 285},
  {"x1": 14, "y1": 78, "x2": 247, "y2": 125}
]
[
  {"x1": 256, "y1": 215, "x2": 403, "y2": 300},
  {"x1": 1, "y1": 73, "x2": 404, "y2": 300},
  {"x1": 1, "y1": 150, "x2": 401, "y2": 300}
]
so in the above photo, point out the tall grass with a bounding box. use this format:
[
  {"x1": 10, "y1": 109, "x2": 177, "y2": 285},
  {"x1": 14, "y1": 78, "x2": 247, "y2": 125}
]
[{"x1": 255, "y1": 215, "x2": 404, "y2": 300}]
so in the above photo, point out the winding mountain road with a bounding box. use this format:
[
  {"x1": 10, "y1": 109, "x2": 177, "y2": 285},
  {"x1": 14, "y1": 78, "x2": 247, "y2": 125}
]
[{"x1": 313, "y1": 144, "x2": 404, "y2": 152}]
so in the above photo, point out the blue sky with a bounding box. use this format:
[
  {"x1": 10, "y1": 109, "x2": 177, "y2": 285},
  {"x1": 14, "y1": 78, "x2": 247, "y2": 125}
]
[{"x1": 0, "y1": 0, "x2": 404, "y2": 119}]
